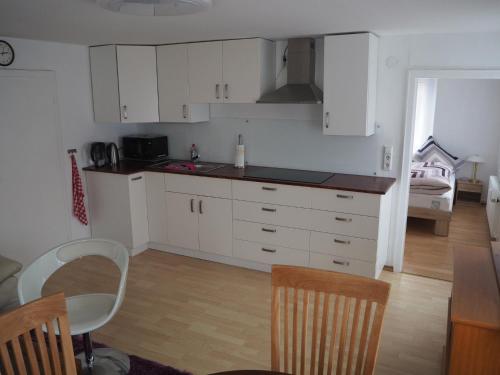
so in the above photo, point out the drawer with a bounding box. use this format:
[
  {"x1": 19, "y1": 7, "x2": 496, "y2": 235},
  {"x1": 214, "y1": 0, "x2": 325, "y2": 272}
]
[
  {"x1": 234, "y1": 239, "x2": 308, "y2": 267},
  {"x1": 309, "y1": 210, "x2": 379, "y2": 240},
  {"x1": 234, "y1": 220, "x2": 309, "y2": 251},
  {"x1": 233, "y1": 200, "x2": 310, "y2": 229},
  {"x1": 165, "y1": 174, "x2": 231, "y2": 198},
  {"x1": 311, "y1": 188, "x2": 381, "y2": 217},
  {"x1": 309, "y1": 252, "x2": 376, "y2": 278},
  {"x1": 309, "y1": 232, "x2": 377, "y2": 262},
  {"x1": 232, "y1": 180, "x2": 311, "y2": 208}
]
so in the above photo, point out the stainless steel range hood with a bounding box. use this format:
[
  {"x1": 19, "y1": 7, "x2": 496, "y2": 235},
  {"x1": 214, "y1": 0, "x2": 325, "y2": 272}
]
[{"x1": 258, "y1": 38, "x2": 323, "y2": 104}]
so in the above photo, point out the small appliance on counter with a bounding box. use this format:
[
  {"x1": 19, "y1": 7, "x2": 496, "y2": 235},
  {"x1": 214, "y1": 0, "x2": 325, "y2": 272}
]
[
  {"x1": 234, "y1": 134, "x2": 245, "y2": 168},
  {"x1": 106, "y1": 142, "x2": 120, "y2": 166},
  {"x1": 122, "y1": 134, "x2": 168, "y2": 162},
  {"x1": 90, "y1": 142, "x2": 106, "y2": 168}
]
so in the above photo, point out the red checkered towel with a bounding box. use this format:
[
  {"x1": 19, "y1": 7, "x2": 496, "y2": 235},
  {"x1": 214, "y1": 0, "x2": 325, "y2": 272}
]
[{"x1": 71, "y1": 154, "x2": 88, "y2": 225}]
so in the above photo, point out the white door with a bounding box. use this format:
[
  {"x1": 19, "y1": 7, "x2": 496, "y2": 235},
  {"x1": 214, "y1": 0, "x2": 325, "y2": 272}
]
[
  {"x1": 187, "y1": 41, "x2": 223, "y2": 103},
  {"x1": 198, "y1": 196, "x2": 233, "y2": 256},
  {"x1": 0, "y1": 70, "x2": 70, "y2": 265},
  {"x1": 116, "y1": 45, "x2": 159, "y2": 123},
  {"x1": 165, "y1": 192, "x2": 199, "y2": 250},
  {"x1": 222, "y1": 39, "x2": 260, "y2": 103},
  {"x1": 146, "y1": 172, "x2": 168, "y2": 244},
  {"x1": 157, "y1": 44, "x2": 190, "y2": 123},
  {"x1": 128, "y1": 174, "x2": 149, "y2": 248}
]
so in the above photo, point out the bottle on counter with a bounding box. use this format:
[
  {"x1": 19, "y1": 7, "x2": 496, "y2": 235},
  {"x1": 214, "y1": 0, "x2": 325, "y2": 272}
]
[
  {"x1": 190, "y1": 144, "x2": 200, "y2": 163},
  {"x1": 235, "y1": 134, "x2": 245, "y2": 169}
]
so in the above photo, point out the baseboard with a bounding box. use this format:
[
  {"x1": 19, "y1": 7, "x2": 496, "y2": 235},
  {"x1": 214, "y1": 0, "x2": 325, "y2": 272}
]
[
  {"x1": 129, "y1": 243, "x2": 148, "y2": 257},
  {"x1": 147, "y1": 242, "x2": 272, "y2": 273}
]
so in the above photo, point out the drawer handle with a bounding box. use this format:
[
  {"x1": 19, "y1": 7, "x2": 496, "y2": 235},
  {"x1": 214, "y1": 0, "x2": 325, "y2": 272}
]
[
  {"x1": 190, "y1": 198, "x2": 194, "y2": 213},
  {"x1": 262, "y1": 228, "x2": 277, "y2": 233},
  {"x1": 334, "y1": 239, "x2": 351, "y2": 245},
  {"x1": 336, "y1": 194, "x2": 353, "y2": 199},
  {"x1": 261, "y1": 247, "x2": 277, "y2": 253},
  {"x1": 333, "y1": 259, "x2": 350, "y2": 266},
  {"x1": 131, "y1": 176, "x2": 142, "y2": 181},
  {"x1": 262, "y1": 207, "x2": 277, "y2": 212},
  {"x1": 262, "y1": 186, "x2": 277, "y2": 191},
  {"x1": 199, "y1": 200, "x2": 203, "y2": 214},
  {"x1": 335, "y1": 217, "x2": 352, "y2": 223}
]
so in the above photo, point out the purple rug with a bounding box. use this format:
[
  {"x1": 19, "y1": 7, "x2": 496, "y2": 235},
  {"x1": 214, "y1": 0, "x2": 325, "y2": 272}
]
[{"x1": 72, "y1": 337, "x2": 192, "y2": 375}]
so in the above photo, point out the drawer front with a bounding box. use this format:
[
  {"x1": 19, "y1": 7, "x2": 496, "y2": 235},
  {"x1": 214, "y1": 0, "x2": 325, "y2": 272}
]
[
  {"x1": 234, "y1": 220, "x2": 309, "y2": 251},
  {"x1": 233, "y1": 200, "x2": 310, "y2": 229},
  {"x1": 165, "y1": 174, "x2": 231, "y2": 198},
  {"x1": 309, "y1": 210, "x2": 379, "y2": 240},
  {"x1": 311, "y1": 188, "x2": 381, "y2": 217},
  {"x1": 232, "y1": 180, "x2": 311, "y2": 208},
  {"x1": 234, "y1": 239, "x2": 308, "y2": 267},
  {"x1": 309, "y1": 232, "x2": 377, "y2": 262},
  {"x1": 309, "y1": 252, "x2": 376, "y2": 278}
]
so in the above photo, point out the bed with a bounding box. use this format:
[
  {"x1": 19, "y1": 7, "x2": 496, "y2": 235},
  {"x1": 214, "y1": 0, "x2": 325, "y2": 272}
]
[{"x1": 407, "y1": 137, "x2": 463, "y2": 237}]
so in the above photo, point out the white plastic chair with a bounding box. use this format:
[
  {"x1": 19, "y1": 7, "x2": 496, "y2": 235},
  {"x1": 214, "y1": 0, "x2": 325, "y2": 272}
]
[{"x1": 18, "y1": 238, "x2": 130, "y2": 374}]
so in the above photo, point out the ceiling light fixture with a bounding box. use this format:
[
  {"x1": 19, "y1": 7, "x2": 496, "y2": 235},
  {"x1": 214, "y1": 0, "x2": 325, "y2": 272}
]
[{"x1": 97, "y1": 0, "x2": 213, "y2": 16}]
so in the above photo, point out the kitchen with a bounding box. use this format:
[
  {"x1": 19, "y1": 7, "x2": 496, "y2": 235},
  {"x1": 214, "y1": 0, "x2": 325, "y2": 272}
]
[{"x1": 1, "y1": 1, "x2": 500, "y2": 374}]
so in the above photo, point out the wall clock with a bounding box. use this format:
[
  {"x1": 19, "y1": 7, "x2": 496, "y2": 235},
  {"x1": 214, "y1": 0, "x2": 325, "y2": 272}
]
[{"x1": 0, "y1": 40, "x2": 15, "y2": 66}]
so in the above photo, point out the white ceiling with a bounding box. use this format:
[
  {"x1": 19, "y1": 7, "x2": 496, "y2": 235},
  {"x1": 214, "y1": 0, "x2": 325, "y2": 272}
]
[{"x1": 1, "y1": 0, "x2": 500, "y2": 45}]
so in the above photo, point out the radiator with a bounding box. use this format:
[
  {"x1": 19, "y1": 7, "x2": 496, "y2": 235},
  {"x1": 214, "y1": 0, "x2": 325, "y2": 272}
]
[{"x1": 487, "y1": 176, "x2": 500, "y2": 240}]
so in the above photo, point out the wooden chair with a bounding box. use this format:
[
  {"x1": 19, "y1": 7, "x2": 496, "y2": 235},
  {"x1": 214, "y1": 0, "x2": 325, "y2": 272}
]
[
  {"x1": 271, "y1": 266, "x2": 391, "y2": 375},
  {"x1": 0, "y1": 292, "x2": 77, "y2": 375}
]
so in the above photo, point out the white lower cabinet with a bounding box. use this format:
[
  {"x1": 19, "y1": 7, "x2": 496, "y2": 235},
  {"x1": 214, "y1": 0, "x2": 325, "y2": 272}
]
[
  {"x1": 165, "y1": 192, "x2": 199, "y2": 251},
  {"x1": 86, "y1": 171, "x2": 149, "y2": 252},
  {"x1": 309, "y1": 252, "x2": 376, "y2": 278},
  {"x1": 198, "y1": 196, "x2": 232, "y2": 256}
]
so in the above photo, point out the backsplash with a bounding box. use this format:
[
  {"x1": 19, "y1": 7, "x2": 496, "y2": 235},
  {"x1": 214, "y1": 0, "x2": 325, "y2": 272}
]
[{"x1": 141, "y1": 104, "x2": 381, "y2": 175}]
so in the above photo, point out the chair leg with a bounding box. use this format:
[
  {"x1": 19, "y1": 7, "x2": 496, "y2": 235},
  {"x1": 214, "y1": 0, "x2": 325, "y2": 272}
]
[{"x1": 83, "y1": 332, "x2": 95, "y2": 373}]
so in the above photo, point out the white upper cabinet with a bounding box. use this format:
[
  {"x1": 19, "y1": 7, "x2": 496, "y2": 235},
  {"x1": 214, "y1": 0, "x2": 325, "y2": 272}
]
[
  {"x1": 188, "y1": 38, "x2": 275, "y2": 104},
  {"x1": 156, "y1": 44, "x2": 209, "y2": 123},
  {"x1": 323, "y1": 33, "x2": 378, "y2": 136},
  {"x1": 187, "y1": 41, "x2": 224, "y2": 103},
  {"x1": 90, "y1": 45, "x2": 159, "y2": 123}
]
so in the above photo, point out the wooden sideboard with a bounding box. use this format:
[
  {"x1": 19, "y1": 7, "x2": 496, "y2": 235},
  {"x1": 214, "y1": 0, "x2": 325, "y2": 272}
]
[{"x1": 444, "y1": 244, "x2": 500, "y2": 374}]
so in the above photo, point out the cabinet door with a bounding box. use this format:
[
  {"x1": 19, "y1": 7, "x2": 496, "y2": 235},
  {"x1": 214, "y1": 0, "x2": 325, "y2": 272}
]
[
  {"x1": 116, "y1": 45, "x2": 159, "y2": 123},
  {"x1": 323, "y1": 33, "x2": 377, "y2": 136},
  {"x1": 222, "y1": 39, "x2": 261, "y2": 103},
  {"x1": 187, "y1": 41, "x2": 223, "y2": 103},
  {"x1": 198, "y1": 197, "x2": 233, "y2": 257},
  {"x1": 128, "y1": 174, "x2": 149, "y2": 248},
  {"x1": 145, "y1": 172, "x2": 167, "y2": 244},
  {"x1": 165, "y1": 192, "x2": 199, "y2": 250}
]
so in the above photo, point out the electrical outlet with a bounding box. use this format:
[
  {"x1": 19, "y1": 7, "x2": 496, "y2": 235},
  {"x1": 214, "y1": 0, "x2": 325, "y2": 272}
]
[{"x1": 383, "y1": 145, "x2": 393, "y2": 171}]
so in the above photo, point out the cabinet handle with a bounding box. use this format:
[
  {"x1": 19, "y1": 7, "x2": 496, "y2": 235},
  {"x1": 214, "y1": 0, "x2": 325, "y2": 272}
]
[
  {"x1": 325, "y1": 111, "x2": 329, "y2": 129},
  {"x1": 261, "y1": 247, "x2": 277, "y2": 253},
  {"x1": 199, "y1": 200, "x2": 203, "y2": 214},
  {"x1": 262, "y1": 228, "x2": 277, "y2": 233},
  {"x1": 335, "y1": 217, "x2": 352, "y2": 223},
  {"x1": 131, "y1": 176, "x2": 142, "y2": 181},
  {"x1": 334, "y1": 239, "x2": 351, "y2": 245},
  {"x1": 190, "y1": 198, "x2": 194, "y2": 213},
  {"x1": 336, "y1": 194, "x2": 353, "y2": 199},
  {"x1": 121, "y1": 105, "x2": 128, "y2": 120},
  {"x1": 333, "y1": 259, "x2": 350, "y2": 266},
  {"x1": 262, "y1": 207, "x2": 276, "y2": 213},
  {"x1": 262, "y1": 186, "x2": 277, "y2": 191},
  {"x1": 215, "y1": 84, "x2": 220, "y2": 99},
  {"x1": 224, "y1": 83, "x2": 229, "y2": 99},
  {"x1": 182, "y1": 104, "x2": 188, "y2": 119}
]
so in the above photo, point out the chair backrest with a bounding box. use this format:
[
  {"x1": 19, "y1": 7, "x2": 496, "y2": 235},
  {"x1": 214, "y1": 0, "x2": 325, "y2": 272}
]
[
  {"x1": 18, "y1": 238, "x2": 129, "y2": 309},
  {"x1": 271, "y1": 265, "x2": 391, "y2": 375},
  {"x1": 0, "y1": 292, "x2": 77, "y2": 375}
]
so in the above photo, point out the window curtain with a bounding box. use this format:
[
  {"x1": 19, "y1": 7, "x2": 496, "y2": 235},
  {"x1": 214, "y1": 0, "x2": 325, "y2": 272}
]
[{"x1": 413, "y1": 78, "x2": 438, "y2": 155}]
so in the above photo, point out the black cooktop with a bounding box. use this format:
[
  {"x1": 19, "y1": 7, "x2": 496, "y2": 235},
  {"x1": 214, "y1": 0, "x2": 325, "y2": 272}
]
[{"x1": 244, "y1": 166, "x2": 332, "y2": 184}]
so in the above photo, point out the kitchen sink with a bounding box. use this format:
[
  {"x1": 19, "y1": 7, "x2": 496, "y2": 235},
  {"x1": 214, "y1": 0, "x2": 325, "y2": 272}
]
[{"x1": 151, "y1": 160, "x2": 225, "y2": 173}]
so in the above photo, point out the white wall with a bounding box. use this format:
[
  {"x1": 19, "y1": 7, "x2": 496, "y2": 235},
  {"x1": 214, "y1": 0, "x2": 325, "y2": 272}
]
[
  {"x1": 433, "y1": 79, "x2": 500, "y2": 191},
  {"x1": 0, "y1": 37, "x2": 138, "y2": 242}
]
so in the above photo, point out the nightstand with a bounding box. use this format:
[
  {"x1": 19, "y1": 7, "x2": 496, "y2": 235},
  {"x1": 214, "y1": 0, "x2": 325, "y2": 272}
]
[{"x1": 455, "y1": 178, "x2": 483, "y2": 202}]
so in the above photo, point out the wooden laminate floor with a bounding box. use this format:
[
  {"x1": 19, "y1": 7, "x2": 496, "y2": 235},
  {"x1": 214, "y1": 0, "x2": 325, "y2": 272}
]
[
  {"x1": 44, "y1": 251, "x2": 451, "y2": 375},
  {"x1": 403, "y1": 201, "x2": 491, "y2": 281}
]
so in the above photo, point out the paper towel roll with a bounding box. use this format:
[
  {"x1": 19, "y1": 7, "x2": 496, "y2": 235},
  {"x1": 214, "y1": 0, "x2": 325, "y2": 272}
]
[{"x1": 235, "y1": 144, "x2": 245, "y2": 168}]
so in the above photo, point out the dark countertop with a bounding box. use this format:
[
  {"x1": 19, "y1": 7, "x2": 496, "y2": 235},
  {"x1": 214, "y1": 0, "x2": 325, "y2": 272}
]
[{"x1": 83, "y1": 160, "x2": 396, "y2": 195}]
